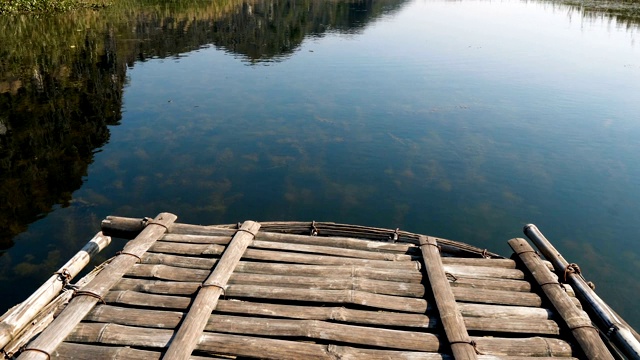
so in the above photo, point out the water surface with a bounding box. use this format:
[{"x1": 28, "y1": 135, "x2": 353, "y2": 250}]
[{"x1": 1, "y1": 0, "x2": 639, "y2": 328}]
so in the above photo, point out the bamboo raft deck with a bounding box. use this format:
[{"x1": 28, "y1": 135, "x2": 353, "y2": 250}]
[{"x1": 1, "y1": 213, "x2": 639, "y2": 359}]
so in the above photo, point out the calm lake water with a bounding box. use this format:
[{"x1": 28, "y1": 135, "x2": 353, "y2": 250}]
[{"x1": 1, "y1": 0, "x2": 639, "y2": 328}]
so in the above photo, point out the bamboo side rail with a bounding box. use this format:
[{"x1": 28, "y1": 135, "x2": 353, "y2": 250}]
[
  {"x1": 0, "y1": 232, "x2": 111, "y2": 350},
  {"x1": 508, "y1": 238, "x2": 614, "y2": 360},
  {"x1": 17, "y1": 213, "x2": 177, "y2": 360},
  {"x1": 162, "y1": 220, "x2": 261, "y2": 359},
  {"x1": 523, "y1": 224, "x2": 640, "y2": 358},
  {"x1": 419, "y1": 236, "x2": 477, "y2": 359}
]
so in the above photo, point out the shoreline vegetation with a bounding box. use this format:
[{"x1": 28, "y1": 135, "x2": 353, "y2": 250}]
[{"x1": 0, "y1": 0, "x2": 109, "y2": 14}]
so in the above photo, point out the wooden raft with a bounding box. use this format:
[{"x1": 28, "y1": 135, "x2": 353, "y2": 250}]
[{"x1": 0, "y1": 213, "x2": 627, "y2": 359}]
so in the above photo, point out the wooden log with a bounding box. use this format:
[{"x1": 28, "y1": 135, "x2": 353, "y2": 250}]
[
  {"x1": 509, "y1": 238, "x2": 613, "y2": 360},
  {"x1": 161, "y1": 234, "x2": 232, "y2": 245},
  {"x1": 469, "y1": 336, "x2": 573, "y2": 357},
  {"x1": 127, "y1": 264, "x2": 427, "y2": 297},
  {"x1": 111, "y1": 279, "x2": 433, "y2": 313},
  {"x1": 441, "y1": 258, "x2": 516, "y2": 269},
  {"x1": 458, "y1": 303, "x2": 555, "y2": 320},
  {"x1": 204, "y1": 314, "x2": 441, "y2": 351},
  {"x1": 442, "y1": 264, "x2": 524, "y2": 280},
  {"x1": 52, "y1": 342, "x2": 578, "y2": 360},
  {"x1": 256, "y1": 231, "x2": 419, "y2": 253},
  {"x1": 87, "y1": 294, "x2": 561, "y2": 336},
  {"x1": 52, "y1": 343, "x2": 223, "y2": 360},
  {"x1": 524, "y1": 224, "x2": 640, "y2": 357},
  {"x1": 163, "y1": 221, "x2": 261, "y2": 359},
  {"x1": 452, "y1": 287, "x2": 543, "y2": 307},
  {"x1": 101, "y1": 216, "x2": 502, "y2": 258},
  {"x1": 17, "y1": 213, "x2": 177, "y2": 360},
  {"x1": 419, "y1": 236, "x2": 476, "y2": 359},
  {"x1": 251, "y1": 240, "x2": 417, "y2": 261},
  {"x1": 0, "y1": 232, "x2": 111, "y2": 351},
  {"x1": 85, "y1": 301, "x2": 560, "y2": 336},
  {"x1": 67, "y1": 323, "x2": 438, "y2": 360},
  {"x1": 141, "y1": 254, "x2": 424, "y2": 282},
  {"x1": 139, "y1": 254, "x2": 535, "y2": 293},
  {"x1": 148, "y1": 241, "x2": 421, "y2": 270},
  {"x1": 65, "y1": 322, "x2": 573, "y2": 358},
  {"x1": 105, "y1": 290, "x2": 193, "y2": 309},
  {"x1": 447, "y1": 275, "x2": 531, "y2": 292}
]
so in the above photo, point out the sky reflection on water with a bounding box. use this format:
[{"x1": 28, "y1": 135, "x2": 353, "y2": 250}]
[{"x1": 1, "y1": 0, "x2": 639, "y2": 328}]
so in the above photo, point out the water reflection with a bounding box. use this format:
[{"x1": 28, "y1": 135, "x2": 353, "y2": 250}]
[{"x1": 0, "y1": 0, "x2": 405, "y2": 252}]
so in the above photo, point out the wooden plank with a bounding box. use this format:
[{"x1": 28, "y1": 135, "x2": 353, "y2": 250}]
[
  {"x1": 89, "y1": 294, "x2": 562, "y2": 335},
  {"x1": 65, "y1": 322, "x2": 573, "y2": 358},
  {"x1": 0, "y1": 232, "x2": 111, "y2": 350},
  {"x1": 127, "y1": 264, "x2": 428, "y2": 297},
  {"x1": 140, "y1": 254, "x2": 424, "y2": 282},
  {"x1": 101, "y1": 216, "x2": 502, "y2": 258},
  {"x1": 509, "y1": 238, "x2": 613, "y2": 360},
  {"x1": 53, "y1": 343, "x2": 221, "y2": 359},
  {"x1": 419, "y1": 236, "x2": 476, "y2": 359},
  {"x1": 85, "y1": 302, "x2": 560, "y2": 336},
  {"x1": 458, "y1": 303, "x2": 554, "y2": 320},
  {"x1": 148, "y1": 241, "x2": 421, "y2": 270},
  {"x1": 17, "y1": 213, "x2": 177, "y2": 360},
  {"x1": 442, "y1": 264, "x2": 524, "y2": 280},
  {"x1": 257, "y1": 231, "x2": 418, "y2": 253},
  {"x1": 105, "y1": 290, "x2": 193, "y2": 309},
  {"x1": 251, "y1": 240, "x2": 417, "y2": 261},
  {"x1": 110, "y1": 280, "x2": 433, "y2": 313},
  {"x1": 67, "y1": 323, "x2": 438, "y2": 360},
  {"x1": 138, "y1": 255, "x2": 535, "y2": 293},
  {"x1": 162, "y1": 220, "x2": 260, "y2": 359}
]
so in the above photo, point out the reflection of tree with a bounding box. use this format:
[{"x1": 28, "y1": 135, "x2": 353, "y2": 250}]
[
  {"x1": 0, "y1": 0, "x2": 408, "y2": 251},
  {"x1": 0, "y1": 31, "x2": 124, "y2": 250},
  {"x1": 209, "y1": 0, "x2": 407, "y2": 62}
]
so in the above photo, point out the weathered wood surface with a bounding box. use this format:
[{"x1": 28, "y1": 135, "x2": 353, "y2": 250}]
[
  {"x1": 84, "y1": 302, "x2": 560, "y2": 335},
  {"x1": 0, "y1": 232, "x2": 111, "y2": 350},
  {"x1": 53, "y1": 343, "x2": 222, "y2": 360},
  {"x1": 524, "y1": 224, "x2": 640, "y2": 357},
  {"x1": 98, "y1": 291, "x2": 562, "y2": 335},
  {"x1": 148, "y1": 241, "x2": 422, "y2": 270},
  {"x1": 17, "y1": 213, "x2": 177, "y2": 360},
  {"x1": 53, "y1": 340, "x2": 579, "y2": 360},
  {"x1": 140, "y1": 254, "x2": 424, "y2": 281},
  {"x1": 65, "y1": 322, "x2": 573, "y2": 358},
  {"x1": 163, "y1": 221, "x2": 260, "y2": 359},
  {"x1": 509, "y1": 238, "x2": 613, "y2": 360},
  {"x1": 101, "y1": 216, "x2": 502, "y2": 257},
  {"x1": 125, "y1": 263, "x2": 543, "y2": 298},
  {"x1": 420, "y1": 236, "x2": 476, "y2": 359}
]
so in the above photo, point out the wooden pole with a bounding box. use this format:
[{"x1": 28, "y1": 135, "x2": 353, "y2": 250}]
[
  {"x1": 162, "y1": 220, "x2": 261, "y2": 360},
  {"x1": 0, "y1": 232, "x2": 111, "y2": 351},
  {"x1": 419, "y1": 236, "x2": 477, "y2": 360},
  {"x1": 17, "y1": 213, "x2": 177, "y2": 360},
  {"x1": 508, "y1": 238, "x2": 613, "y2": 360},
  {"x1": 523, "y1": 224, "x2": 640, "y2": 358}
]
